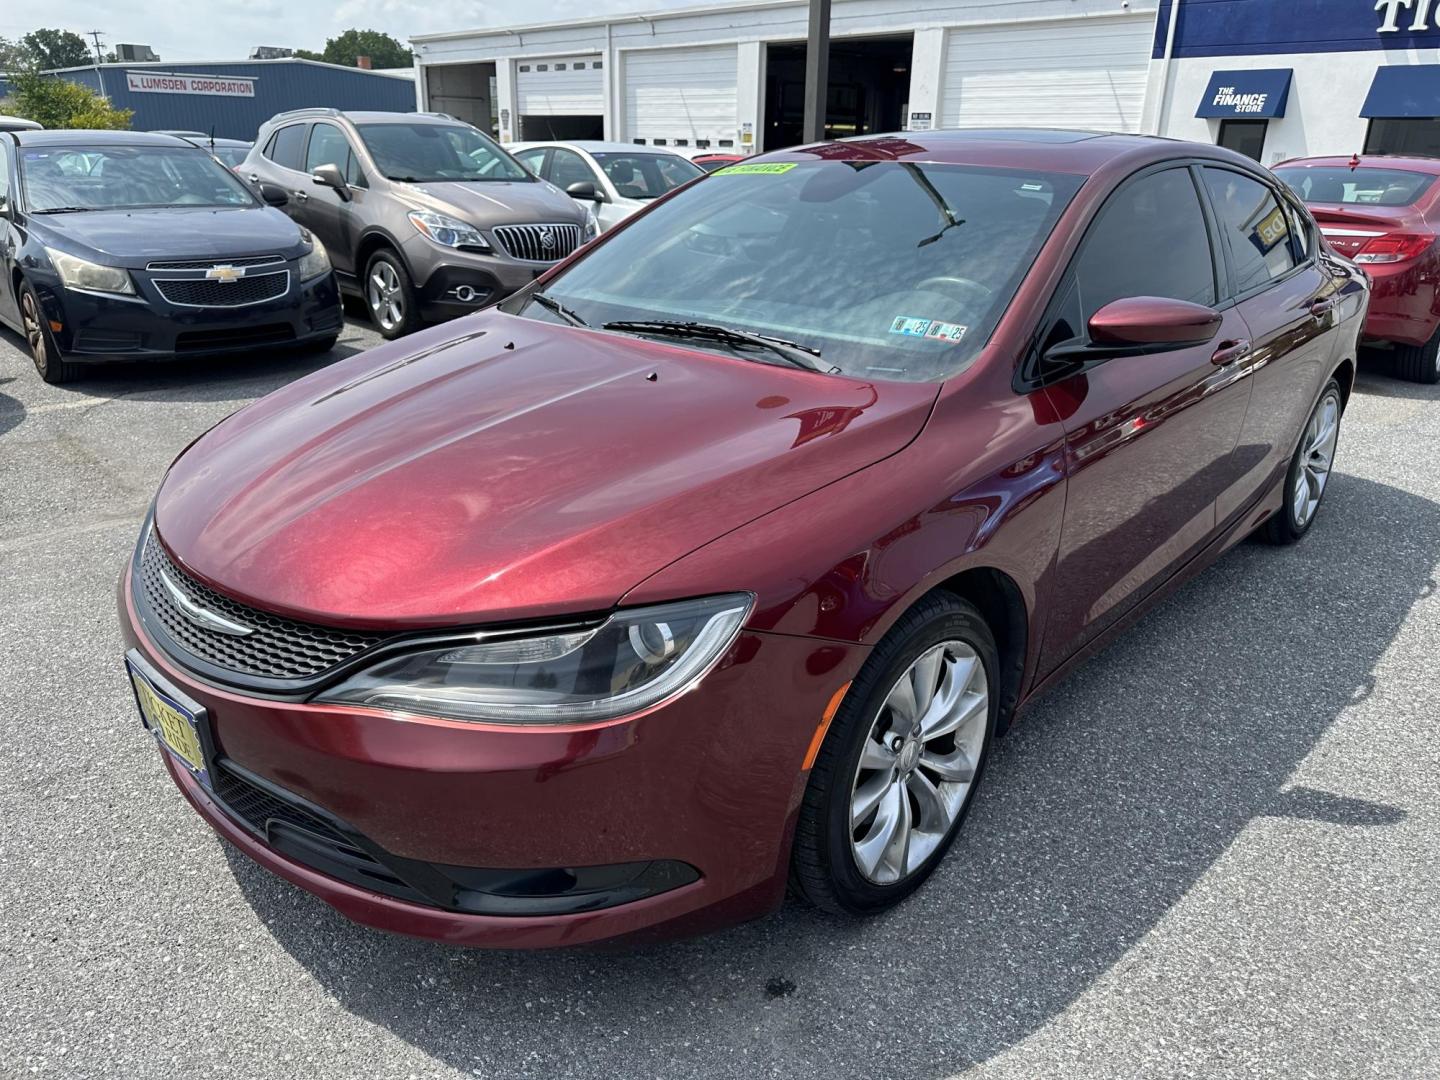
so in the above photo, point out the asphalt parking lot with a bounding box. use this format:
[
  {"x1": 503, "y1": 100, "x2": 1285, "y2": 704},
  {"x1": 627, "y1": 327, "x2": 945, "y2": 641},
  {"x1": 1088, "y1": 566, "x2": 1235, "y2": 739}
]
[{"x1": 2, "y1": 312, "x2": 1438, "y2": 1080}]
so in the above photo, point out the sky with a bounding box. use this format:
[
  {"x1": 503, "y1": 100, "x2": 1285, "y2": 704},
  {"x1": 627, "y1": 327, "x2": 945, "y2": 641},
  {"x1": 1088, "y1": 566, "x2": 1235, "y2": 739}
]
[{"x1": 0, "y1": 0, "x2": 700, "y2": 61}]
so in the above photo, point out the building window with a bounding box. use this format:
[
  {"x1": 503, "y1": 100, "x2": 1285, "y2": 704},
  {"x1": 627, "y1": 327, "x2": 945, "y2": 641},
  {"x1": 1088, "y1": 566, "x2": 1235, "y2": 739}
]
[
  {"x1": 696, "y1": 139, "x2": 710, "y2": 148},
  {"x1": 653, "y1": 138, "x2": 667, "y2": 145},
  {"x1": 518, "y1": 65, "x2": 530, "y2": 72},
  {"x1": 1217, "y1": 119, "x2": 1267, "y2": 162},
  {"x1": 675, "y1": 138, "x2": 688, "y2": 146},
  {"x1": 718, "y1": 139, "x2": 734, "y2": 147},
  {"x1": 536, "y1": 64, "x2": 548, "y2": 72},
  {"x1": 555, "y1": 63, "x2": 566, "y2": 70},
  {"x1": 592, "y1": 60, "x2": 603, "y2": 70},
  {"x1": 633, "y1": 138, "x2": 646, "y2": 144},
  {"x1": 1365, "y1": 117, "x2": 1440, "y2": 156},
  {"x1": 573, "y1": 62, "x2": 585, "y2": 69}
]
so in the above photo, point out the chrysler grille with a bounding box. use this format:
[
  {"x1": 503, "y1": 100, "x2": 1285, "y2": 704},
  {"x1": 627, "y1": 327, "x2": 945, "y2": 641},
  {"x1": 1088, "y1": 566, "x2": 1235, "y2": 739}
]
[
  {"x1": 492, "y1": 223, "x2": 581, "y2": 263},
  {"x1": 138, "y1": 533, "x2": 391, "y2": 680}
]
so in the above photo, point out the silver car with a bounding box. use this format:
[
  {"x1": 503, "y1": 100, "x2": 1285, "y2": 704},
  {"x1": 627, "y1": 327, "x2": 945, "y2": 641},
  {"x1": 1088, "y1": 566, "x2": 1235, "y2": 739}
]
[
  {"x1": 509, "y1": 141, "x2": 705, "y2": 232},
  {"x1": 244, "y1": 110, "x2": 597, "y2": 338}
]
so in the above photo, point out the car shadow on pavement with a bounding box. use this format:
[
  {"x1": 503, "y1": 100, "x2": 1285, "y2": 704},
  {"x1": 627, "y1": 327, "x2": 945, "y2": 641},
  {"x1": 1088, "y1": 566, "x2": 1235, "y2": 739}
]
[
  {"x1": 0, "y1": 376, "x2": 24, "y2": 438},
  {"x1": 221, "y1": 470, "x2": 1436, "y2": 1080}
]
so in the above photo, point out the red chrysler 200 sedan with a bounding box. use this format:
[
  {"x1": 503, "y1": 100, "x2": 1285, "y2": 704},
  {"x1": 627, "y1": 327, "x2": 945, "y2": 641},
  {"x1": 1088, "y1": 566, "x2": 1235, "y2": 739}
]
[
  {"x1": 1275, "y1": 154, "x2": 1440, "y2": 383},
  {"x1": 120, "y1": 130, "x2": 1367, "y2": 949}
]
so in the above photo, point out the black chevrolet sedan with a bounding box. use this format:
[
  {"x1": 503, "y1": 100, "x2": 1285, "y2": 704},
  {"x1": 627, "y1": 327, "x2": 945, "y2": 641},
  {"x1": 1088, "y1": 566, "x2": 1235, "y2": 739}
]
[{"x1": 0, "y1": 130, "x2": 341, "y2": 383}]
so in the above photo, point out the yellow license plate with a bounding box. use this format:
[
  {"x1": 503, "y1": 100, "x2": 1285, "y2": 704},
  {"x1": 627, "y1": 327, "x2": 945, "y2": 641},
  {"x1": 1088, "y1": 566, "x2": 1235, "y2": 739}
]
[{"x1": 127, "y1": 656, "x2": 210, "y2": 788}]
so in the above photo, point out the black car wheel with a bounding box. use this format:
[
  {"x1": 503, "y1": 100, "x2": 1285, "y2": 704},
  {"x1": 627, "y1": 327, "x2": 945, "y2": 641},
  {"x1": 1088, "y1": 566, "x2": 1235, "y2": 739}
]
[
  {"x1": 790, "y1": 592, "x2": 998, "y2": 916},
  {"x1": 364, "y1": 250, "x2": 420, "y2": 340},
  {"x1": 19, "y1": 280, "x2": 80, "y2": 385}
]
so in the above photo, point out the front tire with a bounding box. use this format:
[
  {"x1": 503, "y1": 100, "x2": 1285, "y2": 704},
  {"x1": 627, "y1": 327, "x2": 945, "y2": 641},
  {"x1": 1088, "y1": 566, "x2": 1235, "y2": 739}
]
[
  {"x1": 20, "y1": 280, "x2": 80, "y2": 384},
  {"x1": 364, "y1": 250, "x2": 420, "y2": 339},
  {"x1": 790, "y1": 592, "x2": 998, "y2": 915},
  {"x1": 1393, "y1": 325, "x2": 1440, "y2": 384},
  {"x1": 1261, "y1": 378, "x2": 1343, "y2": 545}
]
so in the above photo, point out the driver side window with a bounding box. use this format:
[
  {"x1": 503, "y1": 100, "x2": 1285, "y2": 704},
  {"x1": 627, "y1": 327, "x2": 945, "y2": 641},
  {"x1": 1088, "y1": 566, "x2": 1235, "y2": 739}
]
[
  {"x1": 305, "y1": 123, "x2": 364, "y2": 186},
  {"x1": 549, "y1": 149, "x2": 598, "y2": 191}
]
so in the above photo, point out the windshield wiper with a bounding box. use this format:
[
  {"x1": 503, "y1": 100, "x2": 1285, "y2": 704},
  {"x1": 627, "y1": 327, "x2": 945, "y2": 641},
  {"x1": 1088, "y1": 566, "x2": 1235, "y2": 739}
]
[
  {"x1": 32, "y1": 206, "x2": 99, "y2": 214},
  {"x1": 602, "y1": 320, "x2": 833, "y2": 373},
  {"x1": 530, "y1": 292, "x2": 589, "y2": 327},
  {"x1": 901, "y1": 162, "x2": 966, "y2": 248}
]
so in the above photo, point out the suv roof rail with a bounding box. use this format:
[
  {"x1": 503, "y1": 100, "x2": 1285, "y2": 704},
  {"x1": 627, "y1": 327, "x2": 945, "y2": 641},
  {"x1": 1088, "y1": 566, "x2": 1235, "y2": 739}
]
[
  {"x1": 265, "y1": 107, "x2": 344, "y2": 125},
  {"x1": 417, "y1": 111, "x2": 456, "y2": 121}
]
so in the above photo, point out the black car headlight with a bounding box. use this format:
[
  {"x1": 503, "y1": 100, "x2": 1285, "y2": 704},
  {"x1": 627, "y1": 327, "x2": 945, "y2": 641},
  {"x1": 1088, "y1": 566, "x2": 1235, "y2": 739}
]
[{"x1": 314, "y1": 594, "x2": 752, "y2": 724}]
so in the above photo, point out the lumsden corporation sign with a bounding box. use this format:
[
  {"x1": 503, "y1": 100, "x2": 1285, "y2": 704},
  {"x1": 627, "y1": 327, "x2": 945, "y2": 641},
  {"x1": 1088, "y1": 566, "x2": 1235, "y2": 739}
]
[{"x1": 124, "y1": 72, "x2": 256, "y2": 97}]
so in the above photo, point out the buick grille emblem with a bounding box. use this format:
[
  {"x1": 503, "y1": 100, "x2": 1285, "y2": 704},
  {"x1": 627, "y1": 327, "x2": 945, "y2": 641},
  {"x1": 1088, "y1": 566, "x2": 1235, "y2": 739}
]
[
  {"x1": 205, "y1": 264, "x2": 246, "y2": 283},
  {"x1": 158, "y1": 568, "x2": 255, "y2": 637},
  {"x1": 538, "y1": 228, "x2": 555, "y2": 250}
]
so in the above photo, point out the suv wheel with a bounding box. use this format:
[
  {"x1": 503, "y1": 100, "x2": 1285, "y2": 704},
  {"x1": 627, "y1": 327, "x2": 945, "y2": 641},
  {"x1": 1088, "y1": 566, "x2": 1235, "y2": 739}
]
[{"x1": 364, "y1": 250, "x2": 419, "y2": 339}]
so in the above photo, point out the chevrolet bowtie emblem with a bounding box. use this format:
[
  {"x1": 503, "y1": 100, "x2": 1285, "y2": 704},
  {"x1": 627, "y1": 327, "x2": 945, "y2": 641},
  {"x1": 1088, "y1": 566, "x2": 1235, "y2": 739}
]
[{"x1": 206, "y1": 265, "x2": 246, "y2": 283}]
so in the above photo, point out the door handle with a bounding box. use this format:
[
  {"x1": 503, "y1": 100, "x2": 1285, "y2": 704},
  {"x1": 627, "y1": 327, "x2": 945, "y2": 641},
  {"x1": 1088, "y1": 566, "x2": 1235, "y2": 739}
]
[
  {"x1": 1309, "y1": 298, "x2": 1336, "y2": 318},
  {"x1": 293, "y1": 190, "x2": 309, "y2": 202},
  {"x1": 1211, "y1": 339, "x2": 1252, "y2": 366},
  {"x1": 248, "y1": 173, "x2": 260, "y2": 183}
]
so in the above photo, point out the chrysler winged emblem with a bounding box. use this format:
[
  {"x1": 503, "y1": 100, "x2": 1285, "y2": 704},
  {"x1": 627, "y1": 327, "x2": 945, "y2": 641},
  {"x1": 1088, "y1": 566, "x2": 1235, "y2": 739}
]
[{"x1": 159, "y1": 568, "x2": 255, "y2": 637}]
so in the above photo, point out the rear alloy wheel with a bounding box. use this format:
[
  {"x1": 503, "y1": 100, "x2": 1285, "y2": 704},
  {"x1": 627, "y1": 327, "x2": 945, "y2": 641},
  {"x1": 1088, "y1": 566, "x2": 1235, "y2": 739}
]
[
  {"x1": 790, "y1": 593, "x2": 998, "y2": 915},
  {"x1": 1262, "y1": 378, "x2": 1342, "y2": 545},
  {"x1": 1393, "y1": 324, "x2": 1440, "y2": 384},
  {"x1": 364, "y1": 250, "x2": 419, "y2": 339},
  {"x1": 20, "y1": 280, "x2": 80, "y2": 385}
]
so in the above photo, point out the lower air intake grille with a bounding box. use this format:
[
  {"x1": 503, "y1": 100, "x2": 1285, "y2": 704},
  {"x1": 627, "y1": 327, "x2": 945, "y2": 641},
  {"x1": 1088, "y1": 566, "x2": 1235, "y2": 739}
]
[
  {"x1": 492, "y1": 223, "x2": 581, "y2": 262},
  {"x1": 139, "y1": 532, "x2": 391, "y2": 680}
]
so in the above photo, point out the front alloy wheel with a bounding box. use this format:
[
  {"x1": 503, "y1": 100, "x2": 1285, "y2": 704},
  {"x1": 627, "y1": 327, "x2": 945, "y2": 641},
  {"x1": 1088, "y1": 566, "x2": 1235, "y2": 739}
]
[
  {"x1": 364, "y1": 250, "x2": 419, "y2": 339},
  {"x1": 1263, "y1": 378, "x2": 1342, "y2": 544},
  {"x1": 20, "y1": 280, "x2": 79, "y2": 384}
]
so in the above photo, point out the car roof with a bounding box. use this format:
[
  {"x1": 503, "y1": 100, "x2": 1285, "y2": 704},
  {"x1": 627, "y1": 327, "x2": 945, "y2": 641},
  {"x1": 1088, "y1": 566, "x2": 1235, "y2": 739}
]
[
  {"x1": 1274, "y1": 154, "x2": 1440, "y2": 174},
  {"x1": 0, "y1": 115, "x2": 44, "y2": 131},
  {"x1": 753, "y1": 127, "x2": 1235, "y2": 175},
  {"x1": 10, "y1": 129, "x2": 195, "y2": 147},
  {"x1": 510, "y1": 140, "x2": 689, "y2": 155}
]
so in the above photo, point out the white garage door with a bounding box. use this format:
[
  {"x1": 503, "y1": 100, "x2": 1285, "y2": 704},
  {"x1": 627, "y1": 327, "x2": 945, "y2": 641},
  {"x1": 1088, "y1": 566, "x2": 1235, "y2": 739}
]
[
  {"x1": 624, "y1": 45, "x2": 738, "y2": 145},
  {"x1": 516, "y1": 56, "x2": 603, "y2": 116},
  {"x1": 940, "y1": 16, "x2": 1153, "y2": 132}
]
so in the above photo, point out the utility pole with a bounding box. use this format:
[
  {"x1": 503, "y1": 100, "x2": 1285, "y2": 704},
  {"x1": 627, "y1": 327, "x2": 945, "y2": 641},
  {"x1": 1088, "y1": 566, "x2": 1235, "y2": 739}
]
[
  {"x1": 86, "y1": 29, "x2": 105, "y2": 65},
  {"x1": 801, "y1": 0, "x2": 831, "y2": 144}
]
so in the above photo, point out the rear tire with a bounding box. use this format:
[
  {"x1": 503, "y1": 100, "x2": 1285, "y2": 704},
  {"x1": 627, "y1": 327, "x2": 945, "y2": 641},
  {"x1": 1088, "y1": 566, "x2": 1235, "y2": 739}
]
[
  {"x1": 364, "y1": 250, "x2": 420, "y2": 340},
  {"x1": 790, "y1": 592, "x2": 998, "y2": 916},
  {"x1": 1261, "y1": 378, "x2": 1343, "y2": 545},
  {"x1": 1393, "y1": 325, "x2": 1440, "y2": 384},
  {"x1": 20, "y1": 280, "x2": 81, "y2": 385}
]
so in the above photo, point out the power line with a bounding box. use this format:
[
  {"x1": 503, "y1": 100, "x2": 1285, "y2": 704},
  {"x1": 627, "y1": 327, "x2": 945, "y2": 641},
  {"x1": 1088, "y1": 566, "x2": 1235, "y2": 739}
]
[{"x1": 86, "y1": 29, "x2": 105, "y2": 65}]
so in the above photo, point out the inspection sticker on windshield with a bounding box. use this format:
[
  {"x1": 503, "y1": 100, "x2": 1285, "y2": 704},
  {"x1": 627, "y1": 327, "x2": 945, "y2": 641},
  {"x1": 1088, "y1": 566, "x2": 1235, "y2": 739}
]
[
  {"x1": 715, "y1": 162, "x2": 797, "y2": 175},
  {"x1": 889, "y1": 316, "x2": 968, "y2": 343}
]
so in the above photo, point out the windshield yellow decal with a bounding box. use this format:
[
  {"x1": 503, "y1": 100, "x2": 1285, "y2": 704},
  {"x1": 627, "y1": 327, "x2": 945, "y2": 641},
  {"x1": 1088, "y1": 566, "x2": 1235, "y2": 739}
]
[{"x1": 715, "y1": 162, "x2": 798, "y2": 175}]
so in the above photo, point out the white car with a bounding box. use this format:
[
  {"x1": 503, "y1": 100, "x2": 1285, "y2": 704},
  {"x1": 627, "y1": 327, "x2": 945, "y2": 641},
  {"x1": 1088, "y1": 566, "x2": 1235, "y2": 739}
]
[{"x1": 509, "y1": 140, "x2": 705, "y2": 231}]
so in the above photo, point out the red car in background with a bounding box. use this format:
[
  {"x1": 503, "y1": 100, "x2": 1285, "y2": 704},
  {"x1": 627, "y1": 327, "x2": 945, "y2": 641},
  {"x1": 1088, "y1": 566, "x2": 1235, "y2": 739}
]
[
  {"x1": 120, "y1": 131, "x2": 1366, "y2": 949},
  {"x1": 691, "y1": 152, "x2": 746, "y2": 173},
  {"x1": 1275, "y1": 155, "x2": 1440, "y2": 383}
]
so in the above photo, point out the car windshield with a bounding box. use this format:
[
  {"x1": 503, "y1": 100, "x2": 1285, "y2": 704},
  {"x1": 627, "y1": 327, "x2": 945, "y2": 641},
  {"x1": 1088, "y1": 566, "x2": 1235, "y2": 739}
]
[
  {"x1": 19, "y1": 144, "x2": 257, "y2": 212},
  {"x1": 355, "y1": 122, "x2": 531, "y2": 183},
  {"x1": 592, "y1": 152, "x2": 704, "y2": 198},
  {"x1": 1274, "y1": 165, "x2": 1436, "y2": 207},
  {"x1": 211, "y1": 146, "x2": 250, "y2": 168},
  {"x1": 513, "y1": 160, "x2": 1083, "y2": 381}
]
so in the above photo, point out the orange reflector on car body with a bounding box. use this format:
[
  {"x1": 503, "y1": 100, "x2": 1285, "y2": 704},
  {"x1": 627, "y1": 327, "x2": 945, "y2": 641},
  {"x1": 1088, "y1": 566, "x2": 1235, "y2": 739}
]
[{"x1": 801, "y1": 681, "x2": 852, "y2": 770}]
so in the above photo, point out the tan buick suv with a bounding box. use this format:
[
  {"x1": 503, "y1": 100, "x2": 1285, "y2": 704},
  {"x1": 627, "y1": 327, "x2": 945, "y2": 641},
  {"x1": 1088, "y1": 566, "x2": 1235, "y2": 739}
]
[{"x1": 243, "y1": 110, "x2": 597, "y2": 338}]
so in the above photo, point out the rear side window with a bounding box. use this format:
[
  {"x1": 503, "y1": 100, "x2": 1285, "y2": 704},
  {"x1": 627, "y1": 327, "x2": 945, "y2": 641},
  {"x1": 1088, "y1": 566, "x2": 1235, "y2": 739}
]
[
  {"x1": 1272, "y1": 165, "x2": 1435, "y2": 207},
  {"x1": 265, "y1": 124, "x2": 306, "y2": 170},
  {"x1": 1072, "y1": 167, "x2": 1216, "y2": 321},
  {"x1": 1203, "y1": 168, "x2": 1296, "y2": 293}
]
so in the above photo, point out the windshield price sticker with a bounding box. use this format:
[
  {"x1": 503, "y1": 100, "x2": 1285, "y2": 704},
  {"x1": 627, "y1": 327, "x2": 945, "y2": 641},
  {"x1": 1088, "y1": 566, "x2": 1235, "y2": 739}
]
[
  {"x1": 889, "y1": 316, "x2": 968, "y2": 342},
  {"x1": 715, "y1": 162, "x2": 798, "y2": 175}
]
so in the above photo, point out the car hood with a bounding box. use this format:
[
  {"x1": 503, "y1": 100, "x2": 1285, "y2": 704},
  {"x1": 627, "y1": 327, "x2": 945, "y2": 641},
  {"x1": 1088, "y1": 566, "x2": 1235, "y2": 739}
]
[
  {"x1": 402, "y1": 179, "x2": 586, "y2": 225},
  {"x1": 154, "y1": 311, "x2": 938, "y2": 628},
  {"x1": 35, "y1": 206, "x2": 305, "y2": 267}
]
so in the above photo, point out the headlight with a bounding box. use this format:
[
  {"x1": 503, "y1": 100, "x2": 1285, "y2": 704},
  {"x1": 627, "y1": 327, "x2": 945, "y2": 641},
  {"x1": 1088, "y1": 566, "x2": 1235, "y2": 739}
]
[
  {"x1": 315, "y1": 594, "x2": 752, "y2": 725},
  {"x1": 298, "y1": 235, "x2": 331, "y2": 280},
  {"x1": 582, "y1": 205, "x2": 599, "y2": 242},
  {"x1": 45, "y1": 247, "x2": 134, "y2": 295},
  {"x1": 407, "y1": 209, "x2": 490, "y2": 251}
]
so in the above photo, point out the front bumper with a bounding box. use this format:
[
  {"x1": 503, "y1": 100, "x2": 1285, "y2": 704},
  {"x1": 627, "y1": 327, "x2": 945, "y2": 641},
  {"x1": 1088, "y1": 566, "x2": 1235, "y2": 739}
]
[
  {"x1": 34, "y1": 271, "x2": 342, "y2": 363},
  {"x1": 119, "y1": 565, "x2": 865, "y2": 948},
  {"x1": 399, "y1": 234, "x2": 566, "y2": 321}
]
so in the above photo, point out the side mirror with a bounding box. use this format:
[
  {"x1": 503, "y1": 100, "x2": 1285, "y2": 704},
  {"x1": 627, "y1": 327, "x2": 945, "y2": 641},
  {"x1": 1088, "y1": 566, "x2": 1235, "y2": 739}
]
[
  {"x1": 311, "y1": 163, "x2": 351, "y2": 201},
  {"x1": 565, "y1": 180, "x2": 603, "y2": 203},
  {"x1": 257, "y1": 182, "x2": 289, "y2": 208},
  {"x1": 1087, "y1": 296, "x2": 1222, "y2": 349}
]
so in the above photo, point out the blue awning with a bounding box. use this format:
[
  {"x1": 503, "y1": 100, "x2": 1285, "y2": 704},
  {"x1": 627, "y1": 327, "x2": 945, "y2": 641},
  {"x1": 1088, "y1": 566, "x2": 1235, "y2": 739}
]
[
  {"x1": 1361, "y1": 65, "x2": 1440, "y2": 117},
  {"x1": 1196, "y1": 69, "x2": 1292, "y2": 119}
]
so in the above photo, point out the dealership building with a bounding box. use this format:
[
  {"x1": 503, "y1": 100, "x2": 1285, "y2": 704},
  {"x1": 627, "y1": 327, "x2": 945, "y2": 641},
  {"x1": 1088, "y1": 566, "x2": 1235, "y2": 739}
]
[
  {"x1": 412, "y1": 0, "x2": 1440, "y2": 163},
  {"x1": 26, "y1": 59, "x2": 415, "y2": 141}
]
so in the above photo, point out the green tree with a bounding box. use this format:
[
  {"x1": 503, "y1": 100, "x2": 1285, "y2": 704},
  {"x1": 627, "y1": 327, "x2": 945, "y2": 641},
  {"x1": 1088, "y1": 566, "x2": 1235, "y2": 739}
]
[
  {"x1": 318, "y1": 29, "x2": 409, "y2": 69},
  {"x1": 0, "y1": 36, "x2": 31, "y2": 70},
  {"x1": 292, "y1": 48, "x2": 324, "y2": 62},
  {"x1": 8, "y1": 71, "x2": 132, "y2": 129},
  {"x1": 20, "y1": 28, "x2": 93, "y2": 70}
]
